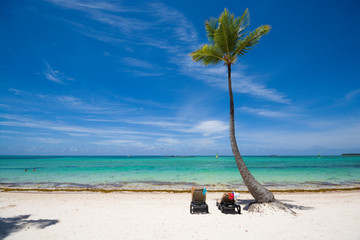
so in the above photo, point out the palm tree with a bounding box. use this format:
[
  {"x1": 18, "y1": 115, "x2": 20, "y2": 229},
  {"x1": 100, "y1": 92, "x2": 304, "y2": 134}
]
[{"x1": 190, "y1": 9, "x2": 275, "y2": 203}]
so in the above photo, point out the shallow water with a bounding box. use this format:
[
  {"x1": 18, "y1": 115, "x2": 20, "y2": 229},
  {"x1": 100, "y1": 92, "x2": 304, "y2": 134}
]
[{"x1": 0, "y1": 155, "x2": 359, "y2": 191}]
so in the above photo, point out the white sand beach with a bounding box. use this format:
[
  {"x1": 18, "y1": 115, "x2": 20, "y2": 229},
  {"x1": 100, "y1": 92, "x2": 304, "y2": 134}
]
[{"x1": 1, "y1": 191, "x2": 360, "y2": 240}]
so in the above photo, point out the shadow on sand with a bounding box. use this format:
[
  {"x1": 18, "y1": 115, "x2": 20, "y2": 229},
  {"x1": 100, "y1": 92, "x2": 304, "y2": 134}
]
[
  {"x1": 239, "y1": 199, "x2": 314, "y2": 211},
  {"x1": 0, "y1": 215, "x2": 59, "y2": 239},
  {"x1": 279, "y1": 199, "x2": 314, "y2": 211}
]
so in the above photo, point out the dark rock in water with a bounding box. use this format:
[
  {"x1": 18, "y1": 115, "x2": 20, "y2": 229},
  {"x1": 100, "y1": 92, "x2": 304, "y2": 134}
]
[{"x1": 341, "y1": 153, "x2": 360, "y2": 156}]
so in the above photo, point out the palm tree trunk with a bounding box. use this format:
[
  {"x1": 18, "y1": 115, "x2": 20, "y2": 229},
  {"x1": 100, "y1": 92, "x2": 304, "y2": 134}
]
[{"x1": 227, "y1": 63, "x2": 275, "y2": 203}]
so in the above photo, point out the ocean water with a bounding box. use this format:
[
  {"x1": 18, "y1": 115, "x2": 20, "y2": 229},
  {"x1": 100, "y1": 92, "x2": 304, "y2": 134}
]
[{"x1": 0, "y1": 155, "x2": 360, "y2": 191}]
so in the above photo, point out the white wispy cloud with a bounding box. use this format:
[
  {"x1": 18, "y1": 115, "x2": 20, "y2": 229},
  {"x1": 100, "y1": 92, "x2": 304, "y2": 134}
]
[
  {"x1": 121, "y1": 97, "x2": 180, "y2": 110},
  {"x1": 39, "y1": 94, "x2": 137, "y2": 115},
  {"x1": 93, "y1": 139, "x2": 148, "y2": 148},
  {"x1": 45, "y1": 0, "x2": 289, "y2": 103},
  {"x1": 0, "y1": 114, "x2": 171, "y2": 138},
  {"x1": 57, "y1": 96, "x2": 107, "y2": 112},
  {"x1": 64, "y1": 20, "x2": 125, "y2": 44},
  {"x1": 156, "y1": 137, "x2": 180, "y2": 146},
  {"x1": 44, "y1": 0, "x2": 128, "y2": 12},
  {"x1": 121, "y1": 57, "x2": 156, "y2": 69},
  {"x1": 119, "y1": 57, "x2": 164, "y2": 76},
  {"x1": 67, "y1": 133, "x2": 91, "y2": 137},
  {"x1": 57, "y1": 96, "x2": 83, "y2": 105},
  {"x1": 177, "y1": 53, "x2": 290, "y2": 104},
  {"x1": 328, "y1": 88, "x2": 360, "y2": 108},
  {"x1": 0, "y1": 111, "x2": 230, "y2": 153},
  {"x1": 124, "y1": 71, "x2": 164, "y2": 77},
  {"x1": 32, "y1": 137, "x2": 65, "y2": 144},
  {"x1": 186, "y1": 120, "x2": 228, "y2": 136},
  {"x1": 345, "y1": 89, "x2": 360, "y2": 101},
  {"x1": 121, "y1": 118, "x2": 227, "y2": 137},
  {"x1": 148, "y1": 2, "x2": 198, "y2": 46},
  {"x1": 239, "y1": 107, "x2": 294, "y2": 118},
  {"x1": 231, "y1": 74, "x2": 290, "y2": 104},
  {"x1": 0, "y1": 104, "x2": 9, "y2": 108},
  {"x1": 90, "y1": 12, "x2": 151, "y2": 35},
  {"x1": 125, "y1": 120, "x2": 189, "y2": 128},
  {"x1": 83, "y1": 118, "x2": 189, "y2": 130},
  {"x1": 43, "y1": 62, "x2": 74, "y2": 84},
  {"x1": 8, "y1": 88, "x2": 29, "y2": 95},
  {"x1": 83, "y1": 118, "x2": 120, "y2": 122},
  {"x1": 0, "y1": 130, "x2": 26, "y2": 134}
]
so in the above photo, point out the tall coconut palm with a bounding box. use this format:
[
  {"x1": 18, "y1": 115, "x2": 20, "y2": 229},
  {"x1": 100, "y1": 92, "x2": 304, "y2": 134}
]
[{"x1": 190, "y1": 9, "x2": 275, "y2": 203}]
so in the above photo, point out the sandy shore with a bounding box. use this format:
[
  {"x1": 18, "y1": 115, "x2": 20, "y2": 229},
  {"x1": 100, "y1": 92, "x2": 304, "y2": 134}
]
[{"x1": 1, "y1": 191, "x2": 360, "y2": 240}]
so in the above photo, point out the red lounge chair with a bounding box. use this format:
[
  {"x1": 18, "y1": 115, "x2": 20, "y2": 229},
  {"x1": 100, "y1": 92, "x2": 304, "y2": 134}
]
[{"x1": 216, "y1": 192, "x2": 241, "y2": 214}]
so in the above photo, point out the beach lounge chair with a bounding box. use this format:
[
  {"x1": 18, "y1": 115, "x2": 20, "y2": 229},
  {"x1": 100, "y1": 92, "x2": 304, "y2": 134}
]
[
  {"x1": 190, "y1": 187, "x2": 209, "y2": 214},
  {"x1": 216, "y1": 192, "x2": 241, "y2": 214}
]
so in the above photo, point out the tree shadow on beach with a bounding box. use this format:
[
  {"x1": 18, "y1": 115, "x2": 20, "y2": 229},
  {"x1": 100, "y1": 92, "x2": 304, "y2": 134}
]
[
  {"x1": 279, "y1": 199, "x2": 314, "y2": 211},
  {"x1": 239, "y1": 199, "x2": 314, "y2": 211},
  {"x1": 0, "y1": 214, "x2": 59, "y2": 239},
  {"x1": 238, "y1": 199, "x2": 256, "y2": 211}
]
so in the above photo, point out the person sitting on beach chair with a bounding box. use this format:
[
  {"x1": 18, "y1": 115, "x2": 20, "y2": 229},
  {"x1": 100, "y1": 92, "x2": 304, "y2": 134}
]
[
  {"x1": 190, "y1": 187, "x2": 209, "y2": 214},
  {"x1": 216, "y1": 192, "x2": 241, "y2": 214}
]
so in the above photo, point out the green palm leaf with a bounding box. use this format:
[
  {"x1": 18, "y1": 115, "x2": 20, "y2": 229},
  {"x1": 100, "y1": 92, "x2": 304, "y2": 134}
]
[
  {"x1": 213, "y1": 9, "x2": 240, "y2": 55},
  {"x1": 237, "y1": 8, "x2": 250, "y2": 33},
  {"x1": 232, "y1": 25, "x2": 271, "y2": 59},
  {"x1": 190, "y1": 44, "x2": 224, "y2": 66},
  {"x1": 191, "y1": 8, "x2": 269, "y2": 66},
  {"x1": 205, "y1": 17, "x2": 218, "y2": 44}
]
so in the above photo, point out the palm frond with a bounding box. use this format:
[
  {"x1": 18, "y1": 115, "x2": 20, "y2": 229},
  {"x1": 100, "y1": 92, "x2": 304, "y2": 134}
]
[
  {"x1": 190, "y1": 45, "x2": 225, "y2": 66},
  {"x1": 205, "y1": 17, "x2": 217, "y2": 44},
  {"x1": 232, "y1": 25, "x2": 271, "y2": 58},
  {"x1": 191, "y1": 9, "x2": 271, "y2": 66},
  {"x1": 213, "y1": 9, "x2": 240, "y2": 55},
  {"x1": 237, "y1": 8, "x2": 250, "y2": 34}
]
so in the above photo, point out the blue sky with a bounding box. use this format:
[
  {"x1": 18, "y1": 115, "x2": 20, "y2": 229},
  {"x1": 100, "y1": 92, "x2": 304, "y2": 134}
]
[{"x1": 1, "y1": 0, "x2": 359, "y2": 155}]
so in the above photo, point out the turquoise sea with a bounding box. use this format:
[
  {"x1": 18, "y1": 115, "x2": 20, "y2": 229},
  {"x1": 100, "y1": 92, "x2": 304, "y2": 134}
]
[{"x1": 1, "y1": 155, "x2": 360, "y2": 191}]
